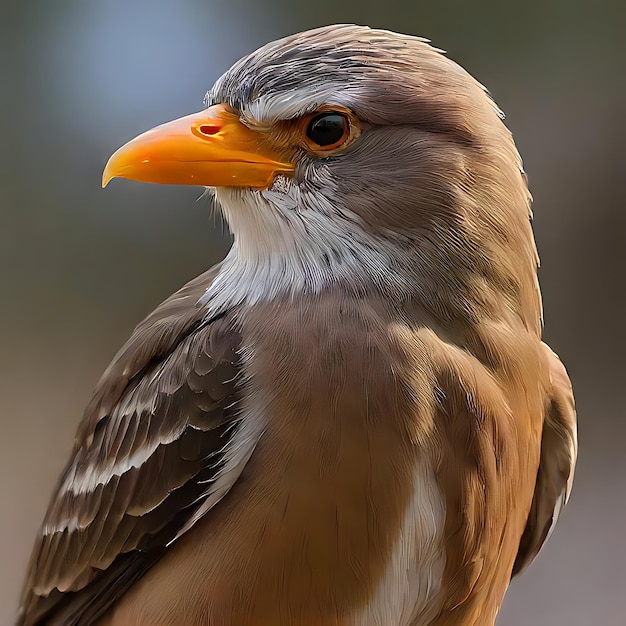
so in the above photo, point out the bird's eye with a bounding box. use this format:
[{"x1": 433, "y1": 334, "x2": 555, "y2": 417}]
[{"x1": 305, "y1": 112, "x2": 350, "y2": 150}]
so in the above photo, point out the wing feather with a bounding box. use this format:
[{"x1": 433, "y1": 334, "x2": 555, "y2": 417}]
[
  {"x1": 17, "y1": 267, "x2": 254, "y2": 625},
  {"x1": 512, "y1": 344, "x2": 577, "y2": 576}
]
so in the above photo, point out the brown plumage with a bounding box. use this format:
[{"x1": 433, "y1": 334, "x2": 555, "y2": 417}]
[{"x1": 17, "y1": 24, "x2": 576, "y2": 625}]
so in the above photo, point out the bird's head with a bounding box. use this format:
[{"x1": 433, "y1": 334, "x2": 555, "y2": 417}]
[{"x1": 104, "y1": 24, "x2": 541, "y2": 332}]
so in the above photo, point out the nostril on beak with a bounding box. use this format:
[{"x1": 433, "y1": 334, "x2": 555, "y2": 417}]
[{"x1": 198, "y1": 124, "x2": 221, "y2": 136}]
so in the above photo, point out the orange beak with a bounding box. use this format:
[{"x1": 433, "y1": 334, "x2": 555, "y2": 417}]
[{"x1": 102, "y1": 104, "x2": 294, "y2": 189}]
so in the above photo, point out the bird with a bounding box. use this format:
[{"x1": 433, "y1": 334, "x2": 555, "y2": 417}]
[{"x1": 17, "y1": 24, "x2": 577, "y2": 626}]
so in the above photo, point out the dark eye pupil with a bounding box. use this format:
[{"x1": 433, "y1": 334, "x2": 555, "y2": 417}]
[{"x1": 306, "y1": 113, "x2": 347, "y2": 147}]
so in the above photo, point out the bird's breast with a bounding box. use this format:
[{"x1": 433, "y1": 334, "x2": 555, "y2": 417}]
[{"x1": 227, "y1": 294, "x2": 447, "y2": 624}]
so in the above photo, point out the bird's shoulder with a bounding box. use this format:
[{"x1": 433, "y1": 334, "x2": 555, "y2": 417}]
[{"x1": 18, "y1": 266, "x2": 248, "y2": 626}]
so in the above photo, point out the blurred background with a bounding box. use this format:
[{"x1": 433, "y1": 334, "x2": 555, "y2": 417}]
[{"x1": 0, "y1": 1, "x2": 623, "y2": 624}]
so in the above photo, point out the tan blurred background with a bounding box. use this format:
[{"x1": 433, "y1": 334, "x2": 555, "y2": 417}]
[{"x1": 1, "y1": 1, "x2": 624, "y2": 624}]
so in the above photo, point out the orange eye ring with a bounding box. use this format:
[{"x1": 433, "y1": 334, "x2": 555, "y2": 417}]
[{"x1": 300, "y1": 106, "x2": 360, "y2": 154}]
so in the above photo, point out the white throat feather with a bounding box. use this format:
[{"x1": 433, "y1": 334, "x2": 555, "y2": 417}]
[{"x1": 199, "y1": 178, "x2": 416, "y2": 315}]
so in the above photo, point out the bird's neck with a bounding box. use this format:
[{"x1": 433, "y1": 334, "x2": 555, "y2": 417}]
[
  {"x1": 201, "y1": 187, "x2": 419, "y2": 315},
  {"x1": 202, "y1": 187, "x2": 541, "y2": 340}
]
